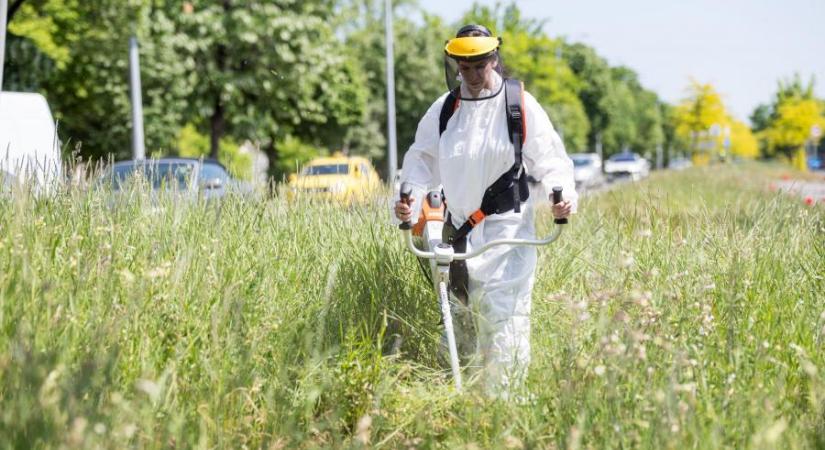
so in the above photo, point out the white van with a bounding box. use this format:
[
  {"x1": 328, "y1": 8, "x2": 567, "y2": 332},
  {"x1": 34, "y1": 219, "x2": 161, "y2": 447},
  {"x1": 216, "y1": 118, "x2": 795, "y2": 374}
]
[{"x1": 0, "y1": 92, "x2": 62, "y2": 188}]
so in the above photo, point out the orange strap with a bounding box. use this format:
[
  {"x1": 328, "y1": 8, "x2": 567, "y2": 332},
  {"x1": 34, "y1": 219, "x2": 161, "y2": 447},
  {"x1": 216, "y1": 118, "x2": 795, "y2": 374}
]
[{"x1": 467, "y1": 209, "x2": 486, "y2": 227}]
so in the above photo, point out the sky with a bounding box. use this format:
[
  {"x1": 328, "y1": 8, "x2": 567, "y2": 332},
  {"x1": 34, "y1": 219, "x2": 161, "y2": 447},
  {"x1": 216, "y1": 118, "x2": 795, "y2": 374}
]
[{"x1": 414, "y1": 0, "x2": 825, "y2": 122}]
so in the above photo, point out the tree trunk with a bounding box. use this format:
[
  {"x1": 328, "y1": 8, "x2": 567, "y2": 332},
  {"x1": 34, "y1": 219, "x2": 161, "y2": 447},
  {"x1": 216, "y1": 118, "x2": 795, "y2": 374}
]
[
  {"x1": 209, "y1": 97, "x2": 224, "y2": 159},
  {"x1": 208, "y1": 0, "x2": 232, "y2": 159},
  {"x1": 263, "y1": 139, "x2": 279, "y2": 179},
  {"x1": 262, "y1": 139, "x2": 279, "y2": 195}
]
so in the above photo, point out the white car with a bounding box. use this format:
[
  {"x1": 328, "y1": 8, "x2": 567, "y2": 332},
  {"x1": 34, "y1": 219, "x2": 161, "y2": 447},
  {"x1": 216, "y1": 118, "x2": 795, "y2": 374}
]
[
  {"x1": 569, "y1": 153, "x2": 605, "y2": 192},
  {"x1": 604, "y1": 152, "x2": 650, "y2": 181}
]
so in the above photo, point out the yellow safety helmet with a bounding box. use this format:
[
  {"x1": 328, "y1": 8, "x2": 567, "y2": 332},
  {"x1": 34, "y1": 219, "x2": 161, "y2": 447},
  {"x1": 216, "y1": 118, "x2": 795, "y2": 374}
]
[{"x1": 444, "y1": 36, "x2": 501, "y2": 62}]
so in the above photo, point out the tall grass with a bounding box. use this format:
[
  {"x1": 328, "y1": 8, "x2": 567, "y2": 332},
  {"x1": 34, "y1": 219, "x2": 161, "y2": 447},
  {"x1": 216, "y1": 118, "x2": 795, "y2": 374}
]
[{"x1": 0, "y1": 163, "x2": 823, "y2": 449}]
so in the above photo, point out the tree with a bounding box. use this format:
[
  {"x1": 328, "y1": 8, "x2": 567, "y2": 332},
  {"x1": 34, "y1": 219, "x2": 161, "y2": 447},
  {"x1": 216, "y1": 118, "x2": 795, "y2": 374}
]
[
  {"x1": 562, "y1": 42, "x2": 668, "y2": 159},
  {"x1": 562, "y1": 42, "x2": 613, "y2": 152},
  {"x1": 751, "y1": 74, "x2": 824, "y2": 168},
  {"x1": 6, "y1": 0, "x2": 28, "y2": 21},
  {"x1": 761, "y1": 98, "x2": 825, "y2": 170},
  {"x1": 8, "y1": 0, "x2": 193, "y2": 160},
  {"x1": 171, "y1": 0, "x2": 366, "y2": 178},
  {"x1": 672, "y1": 81, "x2": 730, "y2": 165},
  {"x1": 672, "y1": 81, "x2": 758, "y2": 164},
  {"x1": 749, "y1": 103, "x2": 772, "y2": 133},
  {"x1": 2, "y1": 33, "x2": 55, "y2": 92},
  {"x1": 339, "y1": 0, "x2": 450, "y2": 175},
  {"x1": 729, "y1": 120, "x2": 759, "y2": 159}
]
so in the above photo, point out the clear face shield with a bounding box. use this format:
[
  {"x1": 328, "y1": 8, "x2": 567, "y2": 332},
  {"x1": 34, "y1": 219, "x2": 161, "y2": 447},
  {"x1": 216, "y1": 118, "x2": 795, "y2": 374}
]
[
  {"x1": 443, "y1": 52, "x2": 504, "y2": 95},
  {"x1": 443, "y1": 35, "x2": 505, "y2": 99}
]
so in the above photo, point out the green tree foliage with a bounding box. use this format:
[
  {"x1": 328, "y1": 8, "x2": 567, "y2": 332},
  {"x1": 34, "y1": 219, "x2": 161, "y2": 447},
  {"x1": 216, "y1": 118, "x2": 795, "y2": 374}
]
[
  {"x1": 2, "y1": 33, "x2": 56, "y2": 92},
  {"x1": 562, "y1": 42, "x2": 612, "y2": 150},
  {"x1": 749, "y1": 103, "x2": 772, "y2": 133},
  {"x1": 169, "y1": 0, "x2": 366, "y2": 177},
  {"x1": 6, "y1": 0, "x2": 683, "y2": 180},
  {"x1": 563, "y1": 42, "x2": 667, "y2": 158},
  {"x1": 8, "y1": 0, "x2": 368, "y2": 177},
  {"x1": 176, "y1": 124, "x2": 252, "y2": 180},
  {"x1": 339, "y1": 0, "x2": 450, "y2": 175},
  {"x1": 8, "y1": 0, "x2": 192, "y2": 160}
]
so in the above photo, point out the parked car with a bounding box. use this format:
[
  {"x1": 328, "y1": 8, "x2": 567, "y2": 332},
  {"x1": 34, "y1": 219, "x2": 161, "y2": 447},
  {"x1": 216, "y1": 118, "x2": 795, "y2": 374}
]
[
  {"x1": 808, "y1": 155, "x2": 823, "y2": 171},
  {"x1": 569, "y1": 153, "x2": 605, "y2": 192},
  {"x1": 100, "y1": 157, "x2": 252, "y2": 200},
  {"x1": 288, "y1": 153, "x2": 381, "y2": 204},
  {"x1": 668, "y1": 156, "x2": 693, "y2": 171},
  {"x1": 604, "y1": 152, "x2": 650, "y2": 181}
]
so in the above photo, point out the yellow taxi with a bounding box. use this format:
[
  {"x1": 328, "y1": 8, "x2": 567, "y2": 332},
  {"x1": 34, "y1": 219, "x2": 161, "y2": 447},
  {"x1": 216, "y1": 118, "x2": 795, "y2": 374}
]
[{"x1": 287, "y1": 153, "x2": 381, "y2": 203}]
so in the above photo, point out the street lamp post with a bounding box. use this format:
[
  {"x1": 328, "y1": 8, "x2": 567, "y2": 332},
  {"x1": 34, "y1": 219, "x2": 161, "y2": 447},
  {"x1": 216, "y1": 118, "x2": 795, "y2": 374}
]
[
  {"x1": 1, "y1": 0, "x2": 8, "y2": 93},
  {"x1": 129, "y1": 37, "x2": 146, "y2": 160},
  {"x1": 384, "y1": 0, "x2": 398, "y2": 185}
]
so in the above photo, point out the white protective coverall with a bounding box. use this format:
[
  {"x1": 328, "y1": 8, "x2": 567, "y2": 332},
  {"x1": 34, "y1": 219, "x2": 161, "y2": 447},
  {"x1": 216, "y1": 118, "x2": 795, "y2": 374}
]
[{"x1": 399, "y1": 72, "x2": 577, "y2": 396}]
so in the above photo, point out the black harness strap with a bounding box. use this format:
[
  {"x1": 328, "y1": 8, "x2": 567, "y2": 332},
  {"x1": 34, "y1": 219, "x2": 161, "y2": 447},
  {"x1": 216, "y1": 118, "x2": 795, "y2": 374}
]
[
  {"x1": 439, "y1": 88, "x2": 461, "y2": 136},
  {"x1": 504, "y1": 79, "x2": 525, "y2": 213},
  {"x1": 448, "y1": 167, "x2": 529, "y2": 244}
]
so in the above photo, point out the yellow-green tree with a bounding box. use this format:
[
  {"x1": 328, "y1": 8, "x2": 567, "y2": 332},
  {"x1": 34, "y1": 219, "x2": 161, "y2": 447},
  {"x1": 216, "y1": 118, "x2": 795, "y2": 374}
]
[
  {"x1": 761, "y1": 98, "x2": 825, "y2": 171},
  {"x1": 673, "y1": 81, "x2": 728, "y2": 165},
  {"x1": 673, "y1": 81, "x2": 757, "y2": 165},
  {"x1": 729, "y1": 120, "x2": 759, "y2": 159}
]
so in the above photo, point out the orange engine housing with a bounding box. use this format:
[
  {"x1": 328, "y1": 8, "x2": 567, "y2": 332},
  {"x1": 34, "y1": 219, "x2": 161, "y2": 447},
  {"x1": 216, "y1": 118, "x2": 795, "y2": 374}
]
[{"x1": 412, "y1": 190, "x2": 446, "y2": 236}]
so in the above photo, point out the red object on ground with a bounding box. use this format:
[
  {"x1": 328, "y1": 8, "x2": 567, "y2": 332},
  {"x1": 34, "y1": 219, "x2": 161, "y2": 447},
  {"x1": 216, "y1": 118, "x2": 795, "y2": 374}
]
[
  {"x1": 804, "y1": 196, "x2": 815, "y2": 206},
  {"x1": 781, "y1": 174, "x2": 791, "y2": 181}
]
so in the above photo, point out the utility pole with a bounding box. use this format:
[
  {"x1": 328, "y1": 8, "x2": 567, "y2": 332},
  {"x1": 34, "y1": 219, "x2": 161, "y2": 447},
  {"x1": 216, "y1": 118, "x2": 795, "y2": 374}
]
[
  {"x1": 129, "y1": 37, "x2": 145, "y2": 160},
  {"x1": 384, "y1": 0, "x2": 398, "y2": 184},
  {"x1": 1, "y1": 0, "x2": 8, "y2": 93}
]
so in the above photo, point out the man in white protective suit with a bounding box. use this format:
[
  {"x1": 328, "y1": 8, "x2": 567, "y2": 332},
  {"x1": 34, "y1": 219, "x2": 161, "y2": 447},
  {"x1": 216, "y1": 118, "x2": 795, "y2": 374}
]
[{"x1": 393, "y1": 24, "x2": 578, "y2": 398}]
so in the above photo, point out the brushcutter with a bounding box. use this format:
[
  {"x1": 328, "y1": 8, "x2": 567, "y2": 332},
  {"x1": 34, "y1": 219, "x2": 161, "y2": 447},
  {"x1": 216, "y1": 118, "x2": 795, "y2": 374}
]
[{"x1": 398, "y1": 183, "x2": 567, "y2": 392}]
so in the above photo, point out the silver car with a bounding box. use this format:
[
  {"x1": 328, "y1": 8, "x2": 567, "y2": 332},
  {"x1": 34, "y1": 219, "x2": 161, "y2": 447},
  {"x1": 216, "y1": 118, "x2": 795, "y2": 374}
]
[
  {"x1": 604, "y1": 152, "x2": 650, "y2": 181},
  {"x1": 101, "y1": 158, "x2": 251, "y2": 200},
  {"x1": 570, "y1": 153, "x2": 605, "y2": 192}
]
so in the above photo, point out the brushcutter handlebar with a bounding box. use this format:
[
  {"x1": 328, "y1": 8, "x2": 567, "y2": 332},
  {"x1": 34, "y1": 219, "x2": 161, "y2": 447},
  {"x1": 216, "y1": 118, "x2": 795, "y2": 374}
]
[
  {"x1": 552, "y1": 186, "x2": 568, "y2": 225},
  {"x1": 402, "y1": 225, "x2": 563, "y2": 262},
  {"x1": 399, "y1": 184, "x2": 567, "y2": 263}
]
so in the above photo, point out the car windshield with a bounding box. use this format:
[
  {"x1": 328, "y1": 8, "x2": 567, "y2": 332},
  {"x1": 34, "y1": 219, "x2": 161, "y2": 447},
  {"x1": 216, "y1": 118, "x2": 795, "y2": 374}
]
[
  {"x1": 111, "y1": 161, "x2": 197, "y2": 191},
  {"x1": 572, "y1": 157, "x2": 592, "y2": 167},
  {"x1": 303, "y1": 164, "x2": 349, "y2": 176},
  {"x1": 609, "y1": 153, "x2": 638, "y2": 162},
  {"x1": 199, "y1": 162, "x2": 229, "y2": 184}
]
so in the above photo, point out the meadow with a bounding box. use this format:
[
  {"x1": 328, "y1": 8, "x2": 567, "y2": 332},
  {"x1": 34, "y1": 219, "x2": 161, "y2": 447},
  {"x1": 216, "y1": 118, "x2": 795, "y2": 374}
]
[{"x1": 1, "y1": 163, "x2": 823, "y2": 449}]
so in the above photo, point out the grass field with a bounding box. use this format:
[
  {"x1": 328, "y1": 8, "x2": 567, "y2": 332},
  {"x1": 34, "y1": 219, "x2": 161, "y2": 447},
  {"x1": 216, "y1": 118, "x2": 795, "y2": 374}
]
[{"x1": 1, "y1": 163, "x2": 823, "y2": 449}]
